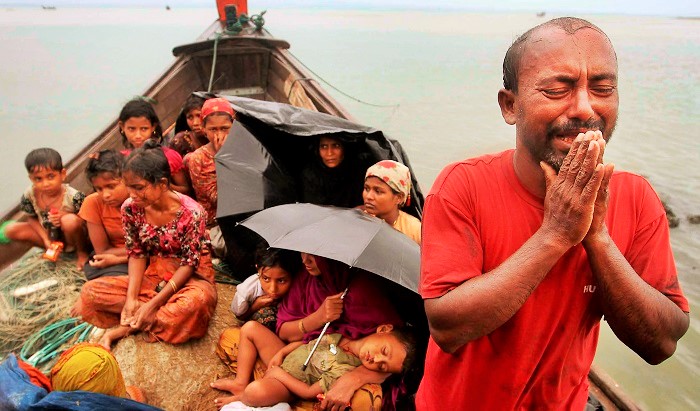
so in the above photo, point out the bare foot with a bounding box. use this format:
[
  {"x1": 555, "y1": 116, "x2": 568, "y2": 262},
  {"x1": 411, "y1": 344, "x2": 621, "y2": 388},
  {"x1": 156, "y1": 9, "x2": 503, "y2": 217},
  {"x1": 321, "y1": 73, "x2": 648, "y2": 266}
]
[
  {"x1": 126, "y1": 385, "x2": 146, "y2": 403},
  {"x1": 210, "y1": 377, "x2": 247, "y2": 395},
  {"x1": 76, "y1": 251, "x2": 89, "y2": 271},
  {"x1": 70, "y1": 298, "x2": 83, "y2": 318},
  {"x1": 99, "y1": 325, "x2": 132, "y2": 350},
  {"x1": 214, "y1": 395, "x2": 238, "y2": 409}
]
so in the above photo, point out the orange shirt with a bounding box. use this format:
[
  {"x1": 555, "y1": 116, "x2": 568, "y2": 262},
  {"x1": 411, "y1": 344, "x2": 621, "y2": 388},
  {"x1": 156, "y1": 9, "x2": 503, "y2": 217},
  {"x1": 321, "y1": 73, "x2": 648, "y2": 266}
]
[{"x1": 78, "y1": 193, "x2": 125, "y2": 249}]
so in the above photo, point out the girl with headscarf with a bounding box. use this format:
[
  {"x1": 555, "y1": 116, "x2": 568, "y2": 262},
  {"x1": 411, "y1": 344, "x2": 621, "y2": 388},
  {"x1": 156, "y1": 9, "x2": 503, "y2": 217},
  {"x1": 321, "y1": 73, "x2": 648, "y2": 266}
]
[{"x1": 363, "y1": 160, "x2": 422, "y2": 244}]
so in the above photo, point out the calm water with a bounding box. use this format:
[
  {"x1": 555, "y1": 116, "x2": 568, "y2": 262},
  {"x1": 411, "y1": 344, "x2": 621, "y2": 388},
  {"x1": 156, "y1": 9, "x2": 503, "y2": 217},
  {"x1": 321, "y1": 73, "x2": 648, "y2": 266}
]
[{"x1": 1, "y1": 7, "x2": 698, "y2": 409}]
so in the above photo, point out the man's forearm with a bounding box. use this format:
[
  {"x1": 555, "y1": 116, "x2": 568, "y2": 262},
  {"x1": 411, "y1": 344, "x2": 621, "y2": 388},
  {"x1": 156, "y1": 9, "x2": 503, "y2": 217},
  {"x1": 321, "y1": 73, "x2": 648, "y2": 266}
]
[
  {"x1": 585, "y1": 234, "x2": 689, "y2": 364},
  {"x1": 425, "y1": 228, "x2": 569, "y2": 353}
]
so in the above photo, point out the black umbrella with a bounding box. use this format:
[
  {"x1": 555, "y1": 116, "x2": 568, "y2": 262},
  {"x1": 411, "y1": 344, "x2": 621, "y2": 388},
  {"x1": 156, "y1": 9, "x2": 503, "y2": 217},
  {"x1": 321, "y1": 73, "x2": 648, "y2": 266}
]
[
  {"x1": 215, "y1": 121, "x2": 297, "y2": 218},
  {"x1": 238, "y1": 203, "x2": 419, "y2": 292},
  {"x1": 208, "y1": 94, "x2": 425, "y2": 220}
]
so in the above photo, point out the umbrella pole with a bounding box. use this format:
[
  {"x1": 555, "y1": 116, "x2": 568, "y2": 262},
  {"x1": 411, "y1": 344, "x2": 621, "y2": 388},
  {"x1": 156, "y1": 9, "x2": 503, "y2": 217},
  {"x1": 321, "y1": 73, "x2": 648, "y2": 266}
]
[{"x1": 301, "y1": 287, "x2": 349, "y2": 371}]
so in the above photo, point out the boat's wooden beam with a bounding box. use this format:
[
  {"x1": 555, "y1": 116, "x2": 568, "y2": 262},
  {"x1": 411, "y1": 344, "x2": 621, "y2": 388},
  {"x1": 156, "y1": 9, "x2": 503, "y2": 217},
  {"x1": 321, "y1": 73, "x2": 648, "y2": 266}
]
[
  {"x1": 172, "y1": 36, "x2": 290, "y2": 57},
  {"x1": 589, "y1": 363, "x2": 641, "y2": 411},
  {"x1": 272, "y1": 51, "x2": 354, "y2": 120}
]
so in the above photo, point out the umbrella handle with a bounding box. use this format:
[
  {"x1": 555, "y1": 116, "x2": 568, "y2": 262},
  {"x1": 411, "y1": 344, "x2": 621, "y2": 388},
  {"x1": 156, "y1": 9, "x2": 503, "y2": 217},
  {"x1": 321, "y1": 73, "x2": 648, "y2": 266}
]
[
  {"x1": 301, "y1": 322, "x2": 330, "y2": 371},
  {"x1": 301, "y1": 287, "x2": 349, "y2": 370}
]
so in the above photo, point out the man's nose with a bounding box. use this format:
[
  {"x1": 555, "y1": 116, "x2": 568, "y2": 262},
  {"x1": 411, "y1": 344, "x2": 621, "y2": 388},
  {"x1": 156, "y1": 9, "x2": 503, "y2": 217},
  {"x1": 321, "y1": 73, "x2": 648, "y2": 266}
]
[{"x1": 568, "y1": 87, "x2": 595, "y2": 121}]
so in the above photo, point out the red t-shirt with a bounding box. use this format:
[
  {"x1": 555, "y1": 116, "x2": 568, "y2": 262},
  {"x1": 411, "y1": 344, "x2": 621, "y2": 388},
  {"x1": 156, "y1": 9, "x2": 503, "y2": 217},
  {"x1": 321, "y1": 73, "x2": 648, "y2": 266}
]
[
  {"x1": 417, "y1": 150, "x2": 688, "y2": 410},
  {"x1": 121, "y1": 146, "x2": 184, "y2": 175}
]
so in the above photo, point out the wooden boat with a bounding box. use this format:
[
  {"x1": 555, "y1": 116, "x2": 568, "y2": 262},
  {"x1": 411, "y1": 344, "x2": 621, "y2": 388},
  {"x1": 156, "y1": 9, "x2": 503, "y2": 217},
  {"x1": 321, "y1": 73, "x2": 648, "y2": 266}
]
[{"x1": 0, "y1": 1, "x2": 640, "y2": 409}]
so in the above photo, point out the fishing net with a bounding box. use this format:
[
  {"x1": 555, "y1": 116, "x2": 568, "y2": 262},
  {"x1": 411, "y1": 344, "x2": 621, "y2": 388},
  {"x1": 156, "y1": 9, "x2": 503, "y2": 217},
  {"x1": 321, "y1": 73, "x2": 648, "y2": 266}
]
[{"x1": 0, "y1": 249, "x2": 85, "y2": 363}]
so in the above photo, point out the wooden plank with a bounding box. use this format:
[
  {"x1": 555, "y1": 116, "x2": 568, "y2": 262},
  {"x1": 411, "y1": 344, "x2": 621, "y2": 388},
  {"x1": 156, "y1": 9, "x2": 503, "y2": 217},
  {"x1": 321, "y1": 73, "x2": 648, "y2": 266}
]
[
  {"x1": 589, "y1": 363, "x2": 641, "y2": 411},
  {"x1": 266, "y1": 84, "x2": 287, "y2": 105},
  {"x1": 172, "y1": 35, "x2": 290, "y2": 57},
  {"x1": 267, "y1": 71, "x2": 289, "y2": 103},
  {"x1": 271, "y1": 51, "x2": 353, "y2": 119}
]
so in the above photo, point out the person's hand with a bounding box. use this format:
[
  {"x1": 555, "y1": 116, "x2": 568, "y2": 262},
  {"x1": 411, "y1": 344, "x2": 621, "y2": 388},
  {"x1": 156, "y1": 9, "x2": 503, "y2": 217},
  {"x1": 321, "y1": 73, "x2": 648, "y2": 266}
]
[
  {"x1": 264, "y1": 365, "x2": 286, "y2": 380},
  {"x1": 89, "y1": 253, "x2": 118, "y2": 268},
  {"x1": 212, "y1": 132, "x2": 228, "y2": 153},
  {"x1": 540, "y1": 131, "x2": 606, "y2": 248},
  {"x1": 268, "y1": 349, "x2": 286, "y2": 369},
  {"x1": 128, "y1": 301, "x2": 158, "y2": 331},
  {"x1": 47, "y1": 209, "x2": 62, "y2": 227},
  {"x1": 317, "y1": 291, "x2": 345, "y2": 323},
  {"x1": 320, "y1": 377, "x2": 355, "y2": 411},
  {"x1": 251, "y1": 294, "x2": 276, "y2": 311},
  {"x1": 120, "y1": 297, "x2": 140, "y2": 326},
  {"x1": 583, "y1": 134, "x2": 615, "y2": 245}
]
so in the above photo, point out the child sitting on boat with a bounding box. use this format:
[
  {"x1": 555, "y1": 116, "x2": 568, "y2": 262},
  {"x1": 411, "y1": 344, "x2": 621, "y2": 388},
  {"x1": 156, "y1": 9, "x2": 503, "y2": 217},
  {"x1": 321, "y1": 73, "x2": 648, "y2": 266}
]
[
  {"x1": 118, "y1": 98, "x2": 190, "y2": 194},
  {"x1": 167, "y1": 94, "x2": 209, "y2": 157},
  {"x1": 2, "y1": 148, "x2": 88, "y2": 269},
  {"x1": 183, "y1": 97, "x2": 235, "y2": 257},
  {"x1": 222, "y1": 324, "x2": 415, "y2": 410},
  {"x1": 78, "y1": 149, "x2": 130, "y2": 280},
  {"x1": 78, "y1": 140, "x2": 217, "y2": 349},
  {"x1": 230, "y1": 247, "x2": 301, "y2": 331}
]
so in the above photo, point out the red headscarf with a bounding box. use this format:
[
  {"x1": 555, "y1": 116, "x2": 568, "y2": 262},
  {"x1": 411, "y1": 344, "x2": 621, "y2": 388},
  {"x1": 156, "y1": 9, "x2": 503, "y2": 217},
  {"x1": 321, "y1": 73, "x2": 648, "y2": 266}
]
[{"x1": 200, "y1": 97, "x2": 235, "y2": 121}]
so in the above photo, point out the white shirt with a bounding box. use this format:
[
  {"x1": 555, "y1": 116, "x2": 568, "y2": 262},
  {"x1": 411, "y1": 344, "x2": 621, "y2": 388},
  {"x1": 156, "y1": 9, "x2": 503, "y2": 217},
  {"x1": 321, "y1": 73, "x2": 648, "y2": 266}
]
[{"x1": 230, "y1": 273, "x2": 265, "y2": 317}]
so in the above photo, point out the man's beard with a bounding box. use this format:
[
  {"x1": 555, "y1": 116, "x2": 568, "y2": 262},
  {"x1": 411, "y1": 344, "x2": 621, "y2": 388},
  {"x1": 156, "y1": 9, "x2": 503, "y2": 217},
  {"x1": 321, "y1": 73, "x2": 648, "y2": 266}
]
[{"x1": 526, "y1": 118, "x2": 614, "y2": 172}]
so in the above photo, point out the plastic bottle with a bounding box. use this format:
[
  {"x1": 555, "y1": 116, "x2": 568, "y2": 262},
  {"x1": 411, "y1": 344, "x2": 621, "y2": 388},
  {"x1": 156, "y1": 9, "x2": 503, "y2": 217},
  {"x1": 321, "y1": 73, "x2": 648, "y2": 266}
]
[{"x1": 42, "y1": 208, "x2": 64, "y2": 262}]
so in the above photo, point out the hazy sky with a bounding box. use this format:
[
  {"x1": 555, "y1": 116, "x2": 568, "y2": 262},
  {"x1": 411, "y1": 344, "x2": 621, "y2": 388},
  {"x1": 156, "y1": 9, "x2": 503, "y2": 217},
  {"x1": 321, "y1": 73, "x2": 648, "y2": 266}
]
[{"x1": 9, "y1": 0, "x2": 700, "y2": 17}]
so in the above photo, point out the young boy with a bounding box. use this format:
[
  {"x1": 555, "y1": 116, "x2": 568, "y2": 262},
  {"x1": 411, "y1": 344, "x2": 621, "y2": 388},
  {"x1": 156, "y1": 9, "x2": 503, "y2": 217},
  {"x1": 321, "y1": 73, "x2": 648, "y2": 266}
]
[
  {"x1": 230, "y1": 247, "x2": 300, "y2": 331},
  {"x1": 226, "y1": 324, "x2": 415, "y2": 408},
  {"x1": 183, "y1": 97, "x2": 235, "y2": 257},
  {"x1": 3, "y1": 148, "x2": 88, "y2": 269}
]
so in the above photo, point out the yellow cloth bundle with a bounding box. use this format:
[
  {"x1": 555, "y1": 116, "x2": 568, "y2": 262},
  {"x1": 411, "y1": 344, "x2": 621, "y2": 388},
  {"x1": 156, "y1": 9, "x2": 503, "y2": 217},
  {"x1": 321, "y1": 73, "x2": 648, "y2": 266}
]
[{"x1": 50, "y1": 342, "x2": 127, "y2": 398}]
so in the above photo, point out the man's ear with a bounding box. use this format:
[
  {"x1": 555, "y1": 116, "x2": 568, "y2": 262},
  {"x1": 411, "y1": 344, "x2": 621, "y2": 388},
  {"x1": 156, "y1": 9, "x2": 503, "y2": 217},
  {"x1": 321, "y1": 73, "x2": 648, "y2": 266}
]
[
  {"x1": 377, "y1": 324, "x2": 394, "y2": 334},
  {"x1": 498, "y1": 88, "x2": 517, "y2": 125}
]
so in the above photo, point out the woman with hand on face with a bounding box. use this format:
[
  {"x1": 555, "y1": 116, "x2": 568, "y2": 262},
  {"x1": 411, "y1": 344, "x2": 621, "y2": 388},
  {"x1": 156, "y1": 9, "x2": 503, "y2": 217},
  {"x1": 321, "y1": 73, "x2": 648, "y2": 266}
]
[
  {"x1": 183, "y1": 97, "x2": 235, "y2": 258},
  {"x1": 78, "y1": 140, "x2": 217, "y2": 350},
  {"x1": 362, "y1": 160, "x2": 421, "y2": 244}
]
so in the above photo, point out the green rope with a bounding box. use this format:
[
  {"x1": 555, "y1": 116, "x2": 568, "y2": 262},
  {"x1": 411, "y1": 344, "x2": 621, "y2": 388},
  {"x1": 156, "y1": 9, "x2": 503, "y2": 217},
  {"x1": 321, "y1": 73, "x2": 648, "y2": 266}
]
[
  {"x1": 208, "y1": 33, "x2": 221, "y2": 92},
  {"x1": 20, "y1": 317, "x2": 93, "y2": 369},
  {"x1": 251, "y1": 11, "x2": 266, "y2": 30}
]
